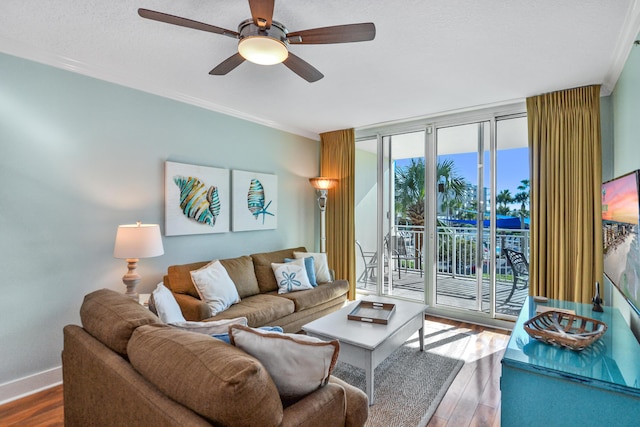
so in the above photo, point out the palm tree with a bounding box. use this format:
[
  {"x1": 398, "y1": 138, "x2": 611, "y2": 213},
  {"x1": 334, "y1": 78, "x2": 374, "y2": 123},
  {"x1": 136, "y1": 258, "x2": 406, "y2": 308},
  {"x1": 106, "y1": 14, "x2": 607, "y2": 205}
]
[
  {"x1": 513, "y1": 179, "x2": 530, "y2": 217},
  {"x1": 437, "y1": 158, "x2": 469, "y2": 223},
  {"x1": 394, "y1": 157, "x2": 469, "y2": 226},
  {"x1": 395, "y1": 159, "x2": 425, "y2": 226},
  {"x1": 496, "y1": 189, "x2": 513, "y2": 216},
  {"x1": 395, "y1": 158, "x2": 468, "y2": 265}
]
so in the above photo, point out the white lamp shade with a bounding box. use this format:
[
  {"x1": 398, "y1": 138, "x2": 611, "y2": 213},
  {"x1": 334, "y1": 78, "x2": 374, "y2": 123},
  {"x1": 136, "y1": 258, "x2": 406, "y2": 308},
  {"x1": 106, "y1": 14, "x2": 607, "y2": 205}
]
[
  {"x1": 113, "y1": 223, "x2": 164, "y2": 259},
  {"x1": 238, "y1": 36, "x2": 289, "y2": 65}
]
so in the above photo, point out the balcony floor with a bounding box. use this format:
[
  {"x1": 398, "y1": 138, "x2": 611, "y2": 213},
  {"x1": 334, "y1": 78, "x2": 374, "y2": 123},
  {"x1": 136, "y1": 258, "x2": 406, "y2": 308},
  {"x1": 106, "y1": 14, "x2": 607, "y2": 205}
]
[{"x1": 356, "y1": 269, "x2": 528, "y2": 317}]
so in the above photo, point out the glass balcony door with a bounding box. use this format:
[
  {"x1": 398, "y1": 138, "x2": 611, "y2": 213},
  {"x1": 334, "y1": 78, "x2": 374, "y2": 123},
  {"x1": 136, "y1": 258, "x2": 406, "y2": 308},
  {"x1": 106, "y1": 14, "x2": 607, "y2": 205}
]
[
  {"x1": 383, "y1": 131, "x2": 427, "y2": 298},
  {"x1": 432, "y1": 116, "x2": 529, "y2": 317},
  {"x1": 355, "y1": 130, "x2": 427, "y2": 298},
  {"x1": 495, "y1": 116, "x2": 530, "y2": 316},
  {"x1": 435, "y1": 122, "x2": 490, "y2": 312}
]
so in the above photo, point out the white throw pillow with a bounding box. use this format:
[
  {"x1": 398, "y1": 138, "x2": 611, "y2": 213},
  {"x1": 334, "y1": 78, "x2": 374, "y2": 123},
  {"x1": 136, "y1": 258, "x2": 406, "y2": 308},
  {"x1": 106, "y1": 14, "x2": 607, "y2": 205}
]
[
  {"x1": 271, "y1": 259, "x2": 314, "y2": 294},
  {"x1": 229, "y1": 325, "x2": 339, "y2": 399},
  {"x1": 285, "y1": 256, "x2": 317, "y2": 287},
  {"x1": 190, "y1": 260, "x2": 241, "y2": 315},
  {"x1": 294, "y1": 251, "x2": 332, "y2": 283},
  {"x1": 152, "y1": 283, "x2": 186, "y2": 324},
  {"x1": 169, "y1": 317, "x2": 248, "y2": 335}
]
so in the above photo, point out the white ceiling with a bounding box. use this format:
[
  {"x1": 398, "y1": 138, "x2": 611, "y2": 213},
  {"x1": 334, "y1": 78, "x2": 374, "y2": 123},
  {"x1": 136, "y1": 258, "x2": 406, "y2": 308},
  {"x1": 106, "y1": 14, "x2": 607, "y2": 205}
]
[{"x1": 1, "y1": 1, "x2": 639, "y2": 140}]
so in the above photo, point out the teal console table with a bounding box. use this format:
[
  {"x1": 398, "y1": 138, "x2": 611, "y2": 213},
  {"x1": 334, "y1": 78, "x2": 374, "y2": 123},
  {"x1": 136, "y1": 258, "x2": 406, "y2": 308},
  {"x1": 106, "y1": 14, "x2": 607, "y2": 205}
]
[{"x1": 501, "y1": 297, "x2": 640, "y2": 427}]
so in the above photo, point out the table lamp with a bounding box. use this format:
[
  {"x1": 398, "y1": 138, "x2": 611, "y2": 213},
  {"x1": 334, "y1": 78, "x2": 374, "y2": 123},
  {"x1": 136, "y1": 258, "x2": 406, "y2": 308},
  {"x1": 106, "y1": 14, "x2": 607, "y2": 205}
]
[{"x1": 113, "y1": 222, "x2": 164, "y2": 300}]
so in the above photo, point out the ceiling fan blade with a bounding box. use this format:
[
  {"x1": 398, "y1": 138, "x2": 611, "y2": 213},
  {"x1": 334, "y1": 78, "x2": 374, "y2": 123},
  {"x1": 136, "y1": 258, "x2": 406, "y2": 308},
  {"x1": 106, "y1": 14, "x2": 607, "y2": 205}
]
[
  {"x1": 248, "y1": 0, "x2": 275, "y2": 29},
  {"x1": 209, "y1": 53, "x2": 246, "y2": 75},
  {"x1": 283, "y1": 52, "x2": 324, "y2": 83},
  {"x1": 138, "y1": 9, "x2": 239, "y2": 39},
  {"x1": 287, "y1": 23, "x2": 376, "y2": 44}
]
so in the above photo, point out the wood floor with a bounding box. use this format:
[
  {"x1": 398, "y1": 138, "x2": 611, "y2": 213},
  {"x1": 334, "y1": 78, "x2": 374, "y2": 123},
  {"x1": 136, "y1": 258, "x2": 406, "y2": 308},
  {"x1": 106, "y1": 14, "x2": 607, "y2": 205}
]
[
  {"x1": 424, "y1": 315, "x2": 511, "y2": 427},
  {"x1": 0, "y1": 385, "x2": 63, "y2": 427},
  {"x1": 0, "y1": 316, "x2": 510, "y2": 427}
]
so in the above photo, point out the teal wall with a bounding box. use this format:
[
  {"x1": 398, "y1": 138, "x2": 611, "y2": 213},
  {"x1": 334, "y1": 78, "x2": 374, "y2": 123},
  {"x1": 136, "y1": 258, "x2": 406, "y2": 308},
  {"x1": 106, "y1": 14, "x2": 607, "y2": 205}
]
[
  {"x1": 611, "y1": 33, "x2": 640, "y2": 337},
  {"x1": 613, "y1": 36, "x2": 640, "y2": 177},
  {"x1": 0, "y1": 52, "x2": 320, "y2": 390}
]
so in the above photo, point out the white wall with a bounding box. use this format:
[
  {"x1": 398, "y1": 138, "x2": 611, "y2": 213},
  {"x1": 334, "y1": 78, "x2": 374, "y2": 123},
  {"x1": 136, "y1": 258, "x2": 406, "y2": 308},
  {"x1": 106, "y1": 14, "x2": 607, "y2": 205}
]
[
  {"x1": 610, "y1": 32, "x2": 640, "y2": 339},
  {"x1": 0, "y1": 52, "x2": 320, "y2": 400}
]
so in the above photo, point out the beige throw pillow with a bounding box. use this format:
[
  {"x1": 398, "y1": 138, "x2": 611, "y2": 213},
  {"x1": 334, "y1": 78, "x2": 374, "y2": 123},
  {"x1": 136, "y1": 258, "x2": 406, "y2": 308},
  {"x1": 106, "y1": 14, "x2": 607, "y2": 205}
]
[
  {"x1": 190, "y1": 260, "x2": 240, "y2": 315},
  {"x1": 229, "y1": 325, "x2": 340, "y2": 400},
  {"x1": 294, "y1": 251, "x2": 332, "y2": 283}
]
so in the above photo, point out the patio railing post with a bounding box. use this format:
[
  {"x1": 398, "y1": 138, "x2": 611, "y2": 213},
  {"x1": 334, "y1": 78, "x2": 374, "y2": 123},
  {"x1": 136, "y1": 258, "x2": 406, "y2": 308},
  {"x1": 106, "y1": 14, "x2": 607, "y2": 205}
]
[{"x1": 452, "y1": 231, "x2": 457, "y2": 279}]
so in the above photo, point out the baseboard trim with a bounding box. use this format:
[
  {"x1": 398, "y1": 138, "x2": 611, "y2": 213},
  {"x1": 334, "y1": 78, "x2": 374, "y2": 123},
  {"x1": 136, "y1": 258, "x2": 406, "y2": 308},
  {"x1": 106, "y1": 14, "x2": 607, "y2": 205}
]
[{"x1": 0, "y1": 367, "x2": 62, "y2": 406}]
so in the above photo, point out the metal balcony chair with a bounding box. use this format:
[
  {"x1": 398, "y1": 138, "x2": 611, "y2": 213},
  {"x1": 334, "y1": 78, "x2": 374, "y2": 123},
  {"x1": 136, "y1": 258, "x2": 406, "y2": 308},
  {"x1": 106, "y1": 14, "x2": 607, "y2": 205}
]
[
  {"x1": 502, "y1": 248, "x2": 529, "y2": 305},
  {"x1": 356, "y1": 240, "x2": 378, "y2": 287},
  {"x1": 387, "y1": 235, "x2": 410, "y2": 279}
]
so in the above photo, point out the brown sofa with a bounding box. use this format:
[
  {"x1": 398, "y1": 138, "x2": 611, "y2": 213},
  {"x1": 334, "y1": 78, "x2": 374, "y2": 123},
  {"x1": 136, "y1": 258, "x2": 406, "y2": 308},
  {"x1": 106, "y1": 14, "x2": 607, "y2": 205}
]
[
  {"x1": 63, "y1": 289, "x2": 368, "y2": 427},
  {"x1": 163, "y1": 247, "x2": 349, "y2": 333}
]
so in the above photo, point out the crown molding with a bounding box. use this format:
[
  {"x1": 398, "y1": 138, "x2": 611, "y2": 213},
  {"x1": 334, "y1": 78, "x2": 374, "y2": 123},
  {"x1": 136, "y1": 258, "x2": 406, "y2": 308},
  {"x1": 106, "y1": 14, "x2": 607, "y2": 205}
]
[{"x1": 602, "y1": 0, "x2": 640, "y2": 95}]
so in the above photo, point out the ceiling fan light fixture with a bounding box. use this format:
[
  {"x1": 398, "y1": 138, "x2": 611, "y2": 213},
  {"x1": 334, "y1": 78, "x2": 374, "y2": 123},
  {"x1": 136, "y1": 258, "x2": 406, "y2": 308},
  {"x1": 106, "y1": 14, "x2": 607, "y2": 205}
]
[
  {"x1": 238, "y1": 36, "x2": 288, "y2": 65},
  {"x1": 138, "y1": 6, "x2": 375, "y2": 81}
]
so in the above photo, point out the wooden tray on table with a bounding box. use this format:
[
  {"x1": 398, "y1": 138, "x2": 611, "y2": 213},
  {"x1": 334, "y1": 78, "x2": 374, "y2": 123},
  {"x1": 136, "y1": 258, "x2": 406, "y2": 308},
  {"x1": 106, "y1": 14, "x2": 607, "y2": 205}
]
[{"x1": 347, "y1": 301, "x2": 396, "y2": 324}]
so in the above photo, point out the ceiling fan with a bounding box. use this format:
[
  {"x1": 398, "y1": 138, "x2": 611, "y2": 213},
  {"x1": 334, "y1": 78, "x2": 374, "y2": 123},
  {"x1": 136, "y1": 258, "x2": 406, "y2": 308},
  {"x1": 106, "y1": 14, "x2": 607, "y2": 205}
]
[{"x1": 138, "y1": 0, "x2": 376, "y2": 82}]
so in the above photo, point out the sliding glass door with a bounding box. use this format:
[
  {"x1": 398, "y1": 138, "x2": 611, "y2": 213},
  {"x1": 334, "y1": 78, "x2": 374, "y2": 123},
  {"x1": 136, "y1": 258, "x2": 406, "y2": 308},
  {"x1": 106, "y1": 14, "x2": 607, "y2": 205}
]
[
  {"x1": 355, "y1": 107, "x2": 529, "y2": 321},
  {"x1": 384, "y1": 131, "x2": 427, "y2": 297},
  {"x1": 354, "y1": 131, "x2": 426, "y2": 297},
  {"x1": 432, "y1": 116, "x2": 529, "y2": 317},
  {"x1": 435, "y1": 122, "x2": 491, "y2": 312},
  {"x1": 495, "y1": 116, "x2": 530, "y2": 316}
]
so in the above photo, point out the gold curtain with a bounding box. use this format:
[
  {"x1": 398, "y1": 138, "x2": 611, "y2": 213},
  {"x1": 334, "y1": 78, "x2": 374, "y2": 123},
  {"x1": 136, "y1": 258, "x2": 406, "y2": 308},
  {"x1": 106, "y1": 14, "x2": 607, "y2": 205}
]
[
  {"x1": 527, "y1": 85, "x2": 603, "y2": 303},
  {"x1": 319, "y1": 129, "x2": 356, "y2": 299}
]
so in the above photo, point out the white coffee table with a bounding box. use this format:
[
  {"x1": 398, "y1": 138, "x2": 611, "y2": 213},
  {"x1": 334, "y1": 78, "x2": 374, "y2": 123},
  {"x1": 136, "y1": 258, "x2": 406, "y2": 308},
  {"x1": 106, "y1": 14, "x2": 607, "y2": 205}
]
[{"x1": 302, "y1": 296, "x2": 426, "y2": 405}]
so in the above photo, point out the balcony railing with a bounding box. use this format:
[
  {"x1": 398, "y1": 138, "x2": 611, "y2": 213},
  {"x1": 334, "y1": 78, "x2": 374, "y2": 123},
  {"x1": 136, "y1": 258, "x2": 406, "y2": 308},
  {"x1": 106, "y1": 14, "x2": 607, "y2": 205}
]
[{"x1": 394, "y1": 225, "x2": 530, "y2": 281}]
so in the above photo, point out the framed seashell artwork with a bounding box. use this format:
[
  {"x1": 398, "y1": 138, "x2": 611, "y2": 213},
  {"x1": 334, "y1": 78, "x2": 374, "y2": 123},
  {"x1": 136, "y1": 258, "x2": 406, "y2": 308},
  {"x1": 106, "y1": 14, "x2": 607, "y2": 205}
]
[
  {"x1": 165, "y1": 161, "x2": 230, "y2": 236},
  {"x1": 231, "y1": 170, "x2": 278, "y2": 231}
]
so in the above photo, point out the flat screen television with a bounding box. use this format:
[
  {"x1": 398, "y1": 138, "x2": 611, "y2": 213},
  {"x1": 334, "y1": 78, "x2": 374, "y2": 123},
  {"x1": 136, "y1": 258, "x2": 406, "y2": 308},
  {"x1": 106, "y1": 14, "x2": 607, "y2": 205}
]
[{"x1": 602, "y1": 170, "x2": 640, "y2": 316}]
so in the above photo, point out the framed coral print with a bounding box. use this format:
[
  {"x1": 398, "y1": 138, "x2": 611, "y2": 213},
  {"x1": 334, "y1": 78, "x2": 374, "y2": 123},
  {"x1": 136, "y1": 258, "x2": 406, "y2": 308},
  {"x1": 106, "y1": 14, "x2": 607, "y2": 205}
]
[
  {"x1": 232, "y1": 170, "x2": 278, "y2": 231},
  {"x1": 165, "y1": 161, "x2": 230, "y2": 236}
]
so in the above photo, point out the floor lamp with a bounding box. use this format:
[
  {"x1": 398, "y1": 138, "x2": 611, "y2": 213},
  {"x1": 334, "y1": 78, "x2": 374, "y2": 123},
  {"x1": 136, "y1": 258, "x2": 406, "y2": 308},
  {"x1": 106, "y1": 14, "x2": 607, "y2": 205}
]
[
  {"x1": 309, "y1": 177, "x2": 337, "y2": 253},
  {"x1": 113, "y1": 222, "x2": 164, "y2": 300}
]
